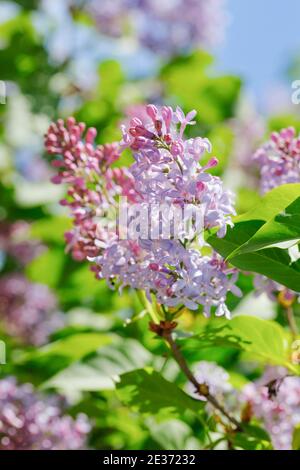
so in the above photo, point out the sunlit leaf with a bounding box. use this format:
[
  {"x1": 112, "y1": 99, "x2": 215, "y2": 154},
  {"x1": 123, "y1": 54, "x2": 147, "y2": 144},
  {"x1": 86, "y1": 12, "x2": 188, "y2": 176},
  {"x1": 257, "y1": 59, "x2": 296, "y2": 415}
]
[{"x1": 116, "y1": 368, "x2": 204, "y2": 420}]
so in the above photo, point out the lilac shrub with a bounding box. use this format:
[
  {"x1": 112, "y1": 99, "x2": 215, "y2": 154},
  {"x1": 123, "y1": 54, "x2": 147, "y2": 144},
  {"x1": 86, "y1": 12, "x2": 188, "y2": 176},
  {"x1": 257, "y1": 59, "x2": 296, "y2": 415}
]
[
  {"x1": 45, "y1": 106, "x2": 241, "y2": 318},
  {"x1": 0, "y1": 377, "x2": 90, "y2": 450}
]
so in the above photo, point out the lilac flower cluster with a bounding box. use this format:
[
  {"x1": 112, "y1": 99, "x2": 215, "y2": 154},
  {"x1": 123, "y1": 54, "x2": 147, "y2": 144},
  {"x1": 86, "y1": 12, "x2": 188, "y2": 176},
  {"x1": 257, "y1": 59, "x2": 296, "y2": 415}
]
[
  {"x1": 0, "y1": 274, "x2": 63, "y2": 345},
  {"x1": 0, "y1": 377, "x2": 90, "y2": 450},
  {"x1": 241, "y1": 367, "x2": 300, "y2": 450},
  {"x1": 46, "y1": 105, "x2": 240, "y2": 318},
  {"x1": 253, "y1": 127, "x2": 300, "y2": 194},
  {"x1": 121, "y1": 105, "x2": 234, "y2": 236},
  {"x1": 99, "y1": 241, "x2": 240, "y2": 317},
  {"x1": 87, "y1": 0, "x2": 226, "y2": 55}
]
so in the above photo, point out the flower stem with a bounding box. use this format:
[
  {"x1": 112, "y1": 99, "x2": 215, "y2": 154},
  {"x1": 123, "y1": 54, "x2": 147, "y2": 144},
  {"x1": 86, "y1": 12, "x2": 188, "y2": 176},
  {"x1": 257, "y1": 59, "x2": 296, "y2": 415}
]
[
  {"x1": 163, "y1": 329, "x2": 243, "y2": 432},
  {"x1": 136, "y1": 290, "x2": 160, "y2": 324}
]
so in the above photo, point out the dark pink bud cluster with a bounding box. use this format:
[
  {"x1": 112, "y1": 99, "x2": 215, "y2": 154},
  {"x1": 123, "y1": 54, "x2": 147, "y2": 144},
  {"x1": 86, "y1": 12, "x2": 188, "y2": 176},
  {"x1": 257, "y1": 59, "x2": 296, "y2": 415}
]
[
  {"x1": 45, "y1": 118, "x2": 137, "y2": 262},
  {"x1": 45, "y1": 117, "x2": 119, "y2": 186},
  {"x1": 46, "y1": 106, "x2": 240, "y2": 318}
]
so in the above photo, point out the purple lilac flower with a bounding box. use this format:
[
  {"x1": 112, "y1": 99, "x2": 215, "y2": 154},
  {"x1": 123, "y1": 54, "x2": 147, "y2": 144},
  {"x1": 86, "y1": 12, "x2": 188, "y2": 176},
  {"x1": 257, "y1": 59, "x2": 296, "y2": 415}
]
[
  {"x1": 45, "y1": 106, "x2": 240, "y2": 318},
  {"x1": 0, "y1": 221, "x2": 44, "y2": 266},
  {"x1": 87, "y1": 0, "x2": 227, "y2": 56},
  {"x1": 0, "y1": 377, "x2": 90, "y2": 450},
  {"x1": 0, "y1": 274, "x2": 63, "y2": 346},
  {"x1": 121, "y1": 105, "x2": 235, "y2": 237},
  {"x1": 252, "y1": 128, "x2": 300, "y2": 302},
  {"x1": 241, "y1": 367, "x2": 300, "y2": 450},
  {"x1": 253, "y1": 275, "x2": 297, "y2": 303},
  {"x1": 253, "y1": 127, "x2": 300, "y2": 194},
  {"x1": 98, "y1": 241, "x2": 241, "y2": 316}
]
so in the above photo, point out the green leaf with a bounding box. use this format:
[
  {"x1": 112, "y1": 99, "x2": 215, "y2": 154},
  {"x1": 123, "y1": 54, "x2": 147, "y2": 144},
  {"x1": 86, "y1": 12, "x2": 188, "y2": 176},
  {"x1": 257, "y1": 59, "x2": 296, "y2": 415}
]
[
  {"x1": 35, "y1": 333, "x2": 112, "y2": 360},
  {"x1": 231, "y1": 184, "x2": 300, "y2": 256},
  {"x1": 147, "y1": 419, "x2": 201, "y2": 450},
  {"x1": 236, "y1": 184, "x2": 300, "y2": 224},
  {"x1": 232, "y1": 421, "x2": 271, "y2": 449},
  {"x1": 242, "y1": 424, "x2": 271, "y2": 442},
  {"x1": 209, "y1": 224, "x2": 300, "y2": 293},
  {"x1": 17, "y1": 333, "x2": 113, "y2": 379},
  {"x1": 209, "y1": 185, "x2": 300, "y2": 291},
  {"x1": 292, "y1": 425, "x2": 300, "y2": 450},
  {"x1": 42, "y1": 338, "x2": 152, "y2": 392},
  {"x1": 116, "y1": 368, "x2": 204, "y2": 420},
  {"x1": 232, "y1": 432, "x2": 271, "y2": 450},
  {"x1": 182, "y1": 316, "x2": 298, "y2": 374},
  {"x1": 218, "y1": 316, "x2": 294, "y2": 370}
]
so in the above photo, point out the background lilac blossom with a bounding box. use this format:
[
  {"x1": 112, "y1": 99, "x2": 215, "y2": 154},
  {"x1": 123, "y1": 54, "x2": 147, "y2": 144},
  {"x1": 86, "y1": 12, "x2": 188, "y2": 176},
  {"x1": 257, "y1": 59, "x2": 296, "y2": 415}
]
[
  {"x1": 0, "y1": 221, "x2": 44, "y2": 267},
  {"x1": 241, "y1": 367, "x2": 300, "y2": 450},
  {"x1": 0, "y1": 274, "x2": 63, "y2": 346},
  {"x1": 0, "y1": 377, "x2": 90, "y2": 450},
  {"x1": 87, "y1": 0, "x2": 227, "y2": 56},
  {"x1": 252, "y1": 128, "x2": 300, "y2": 304},
  {"x1": 253, "y1": 127, "x2": 300, "y2": 195}
]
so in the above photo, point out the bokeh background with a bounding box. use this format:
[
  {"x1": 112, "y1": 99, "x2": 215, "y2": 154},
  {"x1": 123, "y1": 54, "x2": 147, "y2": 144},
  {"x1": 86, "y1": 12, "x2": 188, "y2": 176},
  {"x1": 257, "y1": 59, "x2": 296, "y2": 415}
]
[{"x1": 0, "y1": 0, "x2": 300, "y2": 450}]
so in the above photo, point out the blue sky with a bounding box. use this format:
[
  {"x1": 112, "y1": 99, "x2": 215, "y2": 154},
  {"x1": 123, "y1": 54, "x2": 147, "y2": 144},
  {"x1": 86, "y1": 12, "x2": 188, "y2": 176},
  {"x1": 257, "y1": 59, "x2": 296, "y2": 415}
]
[{"x1": 215, "y1": 0, "x2": 300, "y2": 109}]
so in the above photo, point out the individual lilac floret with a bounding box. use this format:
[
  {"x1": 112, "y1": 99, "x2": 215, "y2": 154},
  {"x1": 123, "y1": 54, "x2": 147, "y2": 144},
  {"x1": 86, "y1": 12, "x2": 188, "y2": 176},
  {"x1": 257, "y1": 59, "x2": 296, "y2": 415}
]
[
  {"x1": 241, "y1": 367, "x2": 300, "y2": 450},
  {"x1": 0, "y1": 377, "x2": 90, "y2": 450},
  {"x1": 87, "y1": 0, "x2": 227, "y2": 56},
  {"x1": 0, "y1": 274, "x2": 63, "y2": 346},
  {"x1": 253, "y1": 127, "x2": 300, "y2": 194}
]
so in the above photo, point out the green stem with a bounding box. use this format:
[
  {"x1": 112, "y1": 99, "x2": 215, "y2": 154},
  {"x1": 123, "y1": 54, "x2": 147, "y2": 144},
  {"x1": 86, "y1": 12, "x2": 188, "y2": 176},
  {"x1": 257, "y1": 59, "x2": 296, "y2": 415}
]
[{"x1": 136, "y1": 290, "x2": 160, "y2": 324}]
